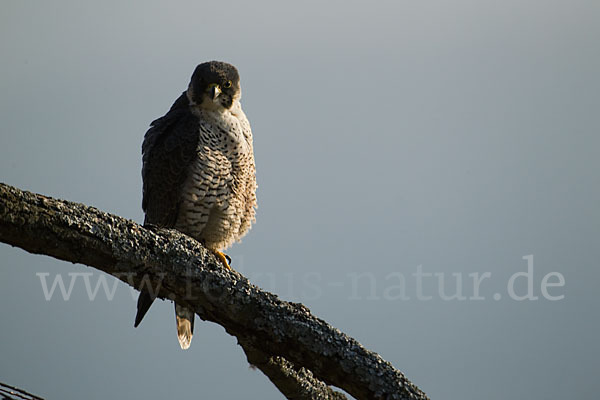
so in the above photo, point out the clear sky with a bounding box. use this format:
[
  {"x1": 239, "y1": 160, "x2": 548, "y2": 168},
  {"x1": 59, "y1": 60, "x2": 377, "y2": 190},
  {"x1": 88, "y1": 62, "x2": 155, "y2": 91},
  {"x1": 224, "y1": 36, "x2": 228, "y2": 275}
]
[{"x1": 1, "y1": 0, "x2": 599, "y2": 399}]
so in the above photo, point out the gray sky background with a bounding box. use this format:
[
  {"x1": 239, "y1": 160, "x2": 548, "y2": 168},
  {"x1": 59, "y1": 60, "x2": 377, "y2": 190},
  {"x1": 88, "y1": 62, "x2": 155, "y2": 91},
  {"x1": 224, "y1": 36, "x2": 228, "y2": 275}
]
[{"x1": 1, "y1": 0, "x2": 599, "y2": 399}]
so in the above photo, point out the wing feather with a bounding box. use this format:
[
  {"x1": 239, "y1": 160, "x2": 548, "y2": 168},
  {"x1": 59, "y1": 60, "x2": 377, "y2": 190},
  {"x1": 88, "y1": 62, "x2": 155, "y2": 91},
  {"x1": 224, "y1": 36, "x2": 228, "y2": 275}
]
[{"x1": 141, "y1": 92, "x2": 199, "y2": 227}]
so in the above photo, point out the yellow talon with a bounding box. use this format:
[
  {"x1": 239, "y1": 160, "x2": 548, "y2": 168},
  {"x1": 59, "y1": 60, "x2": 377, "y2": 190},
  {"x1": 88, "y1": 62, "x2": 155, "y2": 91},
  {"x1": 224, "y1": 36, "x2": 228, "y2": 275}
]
[{"x1": 213, "y1": 250, "x2": 231, "y2": 269}]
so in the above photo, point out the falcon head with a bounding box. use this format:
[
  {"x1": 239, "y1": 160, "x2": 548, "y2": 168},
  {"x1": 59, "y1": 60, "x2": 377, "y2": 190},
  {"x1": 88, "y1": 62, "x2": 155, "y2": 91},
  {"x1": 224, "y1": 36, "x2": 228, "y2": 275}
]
[{"x1": 187, "y1": 61, "x2": 241, "y2": 110}]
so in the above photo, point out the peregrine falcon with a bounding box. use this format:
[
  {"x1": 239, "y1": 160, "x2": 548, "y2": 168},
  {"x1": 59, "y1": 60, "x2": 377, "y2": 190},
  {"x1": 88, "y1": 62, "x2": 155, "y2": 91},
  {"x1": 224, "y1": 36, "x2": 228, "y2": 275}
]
[{"x1": 134, "y1": 61, "x2": 257, "y2": 349}]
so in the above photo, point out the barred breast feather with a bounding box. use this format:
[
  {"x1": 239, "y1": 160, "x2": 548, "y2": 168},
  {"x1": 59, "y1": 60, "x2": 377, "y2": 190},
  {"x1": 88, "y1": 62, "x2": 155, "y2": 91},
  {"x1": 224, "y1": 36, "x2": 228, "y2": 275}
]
[{"x1": 176, "y1": 99, "x2": 257, "y2": 250}]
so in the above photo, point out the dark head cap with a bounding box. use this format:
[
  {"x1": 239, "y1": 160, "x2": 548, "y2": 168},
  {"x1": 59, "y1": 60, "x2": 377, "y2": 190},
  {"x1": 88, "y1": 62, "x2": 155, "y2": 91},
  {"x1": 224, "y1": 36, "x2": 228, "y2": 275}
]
[{"x1": 187, "y1": 61, "x2": 241, "y2": 109}]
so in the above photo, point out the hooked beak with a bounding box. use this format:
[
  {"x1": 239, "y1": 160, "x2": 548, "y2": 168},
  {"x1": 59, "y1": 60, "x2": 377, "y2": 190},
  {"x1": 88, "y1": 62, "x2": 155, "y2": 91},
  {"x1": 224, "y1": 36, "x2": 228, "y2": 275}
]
[{"x1": 208, "y1": 83, "x2": 221, "y2": 101}]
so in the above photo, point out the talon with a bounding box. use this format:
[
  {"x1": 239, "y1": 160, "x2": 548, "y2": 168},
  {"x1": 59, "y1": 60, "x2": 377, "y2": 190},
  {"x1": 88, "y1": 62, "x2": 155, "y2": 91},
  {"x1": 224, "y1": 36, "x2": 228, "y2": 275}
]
[
  {"x1": 225, "y1": 254, "x2": 232, "y2": 266},
  {"x1": 214, "y1": 250, "x2": 231, "y2": 270}
]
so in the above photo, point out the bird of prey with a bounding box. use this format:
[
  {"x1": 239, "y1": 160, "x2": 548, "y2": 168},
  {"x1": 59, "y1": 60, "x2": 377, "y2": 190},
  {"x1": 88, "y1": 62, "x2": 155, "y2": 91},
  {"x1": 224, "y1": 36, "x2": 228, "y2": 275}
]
[{"x1": 134, "y1": 61, "x2": 257, "y2": 349}]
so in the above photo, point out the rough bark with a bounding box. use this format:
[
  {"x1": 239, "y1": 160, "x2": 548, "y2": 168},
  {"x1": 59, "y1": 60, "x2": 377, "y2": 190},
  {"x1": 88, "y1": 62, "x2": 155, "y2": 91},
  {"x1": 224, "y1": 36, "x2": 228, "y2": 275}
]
[{"x1": 0, "y1": 182, "x2": 428, "y2": 400}]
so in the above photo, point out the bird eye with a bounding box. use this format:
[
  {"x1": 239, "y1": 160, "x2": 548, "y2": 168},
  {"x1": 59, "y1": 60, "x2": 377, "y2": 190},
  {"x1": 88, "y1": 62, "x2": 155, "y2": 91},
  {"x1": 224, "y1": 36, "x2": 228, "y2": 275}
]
[{"x1": 223, "y1": 80, "x2": 232, "y2": 88}]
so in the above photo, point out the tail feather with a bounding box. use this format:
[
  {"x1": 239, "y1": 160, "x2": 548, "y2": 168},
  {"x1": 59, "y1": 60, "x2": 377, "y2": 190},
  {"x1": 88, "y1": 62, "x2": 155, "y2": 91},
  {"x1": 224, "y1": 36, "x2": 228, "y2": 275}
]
[
  {"x1": 134, "y1": 290, "x2": 156, "y2": 327},
  {"x1": 175, "y1": 303, "x2": 195, "y2": 350}
]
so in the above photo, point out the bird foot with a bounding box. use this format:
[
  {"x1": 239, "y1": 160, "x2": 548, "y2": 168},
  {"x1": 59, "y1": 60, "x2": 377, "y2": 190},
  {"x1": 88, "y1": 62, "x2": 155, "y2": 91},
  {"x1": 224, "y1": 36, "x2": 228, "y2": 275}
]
[{"x1": 213, "y1": 250, "x2": 232, "y2": 269}]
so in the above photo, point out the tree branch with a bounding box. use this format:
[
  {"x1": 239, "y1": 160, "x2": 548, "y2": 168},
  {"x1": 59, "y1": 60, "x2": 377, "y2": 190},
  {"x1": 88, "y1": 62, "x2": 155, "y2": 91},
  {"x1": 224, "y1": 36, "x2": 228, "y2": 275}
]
[
  {"x1": 241, "y1": 344, "x2": 348, "y2": 400},
  {"x1": 0, "y1": 182, "x2": 428, "y2": 400},
  {"x1": 0, "y1": 382, "x2": 44, "y2": 400}
]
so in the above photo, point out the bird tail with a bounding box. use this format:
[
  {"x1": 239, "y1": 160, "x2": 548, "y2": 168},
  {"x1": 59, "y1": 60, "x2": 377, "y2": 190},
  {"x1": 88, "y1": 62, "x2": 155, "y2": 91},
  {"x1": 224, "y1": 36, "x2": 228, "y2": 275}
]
[{"x1": 175, "y1": 303, "x2": 195, "y2": 350}]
